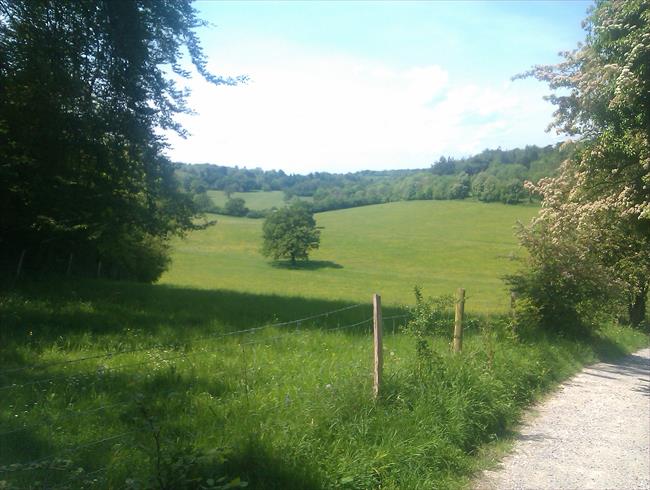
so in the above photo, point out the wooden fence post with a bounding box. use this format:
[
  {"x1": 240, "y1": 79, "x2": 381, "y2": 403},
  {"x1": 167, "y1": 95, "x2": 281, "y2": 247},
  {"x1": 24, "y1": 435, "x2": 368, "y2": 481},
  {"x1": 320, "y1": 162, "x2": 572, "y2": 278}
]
[
  {"x1": 373, "y1": 293, "x2": 383, "y2": 399},
  {"x1": 16, "y1": 249, "x2": 26, "y2": 279},
  {"x1": 453, "y1": 288, "x2": 465, "y2": 353},
  {"x1": 510, "y1": 291, "x2": 517, "y2": 317}
]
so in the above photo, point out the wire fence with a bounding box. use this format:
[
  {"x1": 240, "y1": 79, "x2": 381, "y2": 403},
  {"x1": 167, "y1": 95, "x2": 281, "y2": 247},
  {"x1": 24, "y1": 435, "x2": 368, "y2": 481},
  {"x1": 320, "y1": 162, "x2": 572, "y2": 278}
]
[
  {"x1": 0, "y1": 303, "x2": 366, "y2": 377},
  {"x1": 0, "y1": 305, "x2": 374, "y2": 393},
  {"x1": 0, "y1": 290, "x2": 488, "y2": 487},
  {"x1": 0, "y1": 300, "x2": 402, "y2": 487}
]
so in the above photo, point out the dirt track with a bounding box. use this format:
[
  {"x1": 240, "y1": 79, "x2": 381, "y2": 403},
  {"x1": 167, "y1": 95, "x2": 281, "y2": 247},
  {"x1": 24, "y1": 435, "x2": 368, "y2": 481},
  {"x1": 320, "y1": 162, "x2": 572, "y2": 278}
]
[{"x1": 474, "y1": 347, "x2": 650, "y2": 490}]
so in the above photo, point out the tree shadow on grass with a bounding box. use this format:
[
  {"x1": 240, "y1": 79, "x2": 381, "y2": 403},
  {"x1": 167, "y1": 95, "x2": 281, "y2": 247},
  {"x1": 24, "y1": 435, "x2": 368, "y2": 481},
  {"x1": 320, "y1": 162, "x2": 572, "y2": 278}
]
[
  {"x1": 0, "y1": 275, "x2": 406, "y2": 488},
  {"x1": 225, "y1": 438, "x2": 323, "y2": 490},
  {"x1": 270, "y1": 260, "x2": 343, "y2": 270},
  {"x1": 517, "y1": 327, "x2": 631, "y2": 364},
  {"x1": 0, "y1": 364, "x2": 324, "y2": 489},
  {"x1": 586, "y1": 332, "x2": 629, "y2": 362},
  {"x1": 0, "y1": 277, "x2": 407, "y2": 370}
]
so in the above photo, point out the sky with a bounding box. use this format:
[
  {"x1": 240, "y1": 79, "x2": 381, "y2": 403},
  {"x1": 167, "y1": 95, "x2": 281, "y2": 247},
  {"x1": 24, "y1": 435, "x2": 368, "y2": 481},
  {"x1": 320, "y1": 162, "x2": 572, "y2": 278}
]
[{"x1": 165, "y1": 0, "x2": 593, "y2": 174}]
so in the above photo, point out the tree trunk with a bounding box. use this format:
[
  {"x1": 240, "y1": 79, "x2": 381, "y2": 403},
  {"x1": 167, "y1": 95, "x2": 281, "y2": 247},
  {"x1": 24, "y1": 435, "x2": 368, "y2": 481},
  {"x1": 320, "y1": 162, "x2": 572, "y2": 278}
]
[
  {"x1": 290, "y1": 252, "x2": 296, "y2": 265},
  {"x1": 628, "y1": 283, "x2": 648, "y2": 327}
]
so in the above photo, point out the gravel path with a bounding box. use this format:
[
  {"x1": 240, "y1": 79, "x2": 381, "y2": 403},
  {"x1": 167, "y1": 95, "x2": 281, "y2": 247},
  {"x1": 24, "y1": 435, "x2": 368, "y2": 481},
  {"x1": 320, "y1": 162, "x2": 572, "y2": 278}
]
[{"x1": 474, "y1": 347, "x2": 650, "y2": 490}]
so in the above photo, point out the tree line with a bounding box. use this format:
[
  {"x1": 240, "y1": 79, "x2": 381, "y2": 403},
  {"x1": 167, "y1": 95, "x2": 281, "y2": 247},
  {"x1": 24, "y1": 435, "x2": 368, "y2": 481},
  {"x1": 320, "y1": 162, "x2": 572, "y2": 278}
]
[{"x1": 177, "y1": 143, "x2": 571, "y2": 215}]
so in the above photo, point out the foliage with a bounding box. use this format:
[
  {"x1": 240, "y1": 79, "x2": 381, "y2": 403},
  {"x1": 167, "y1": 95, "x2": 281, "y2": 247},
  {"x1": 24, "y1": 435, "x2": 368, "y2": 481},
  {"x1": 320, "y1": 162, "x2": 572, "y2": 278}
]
[
  {"x1": 206, "y1": 190, "x2": 290, "y2": 212},
  {"x1": 0, "y1": 0, "x2": 240, "y2": 281},
  {"x1": 261, "y1": 201, "x2": 321, "y2": 264},
  {"x1": 124, "y1": 400, "x2": 246, "y2": 490},
  {"x1": 190, "y1": 191, "x2": 274, "y2": 219},
  {"x1": 223, "y1": 198, "x2": 249, "y2": 217},
  {"x1": 403, "y1": 286, "x2": 455, "y2": 338},
  {"x1": 193, "y1": 192, "x2": 215, "y2": 213},
  {"x1": 243, "y1": 209, "x2": 270, "y2": 219},
  {"x1": 506, "y1": 223, "x2": 616, "y2": 332},
  {"x1": 175, "y1": 144, "x2": 569, "y2": 214},
  {"x1": 402, "y1": 286, "x2": 455, "y2": 376},
  {"x1": 513, "y1": 0, "x2": 650, "y2": 326},
  {"x1": 104, "y1": 231, "x2": 173, "y2": 283}
]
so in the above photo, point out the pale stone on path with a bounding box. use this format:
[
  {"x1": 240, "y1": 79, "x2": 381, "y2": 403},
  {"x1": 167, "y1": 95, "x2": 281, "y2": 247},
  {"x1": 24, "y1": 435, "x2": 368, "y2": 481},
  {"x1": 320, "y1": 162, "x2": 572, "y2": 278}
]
[{"x1": 474, "y1": 348, "x2": 650, "y2": 490}]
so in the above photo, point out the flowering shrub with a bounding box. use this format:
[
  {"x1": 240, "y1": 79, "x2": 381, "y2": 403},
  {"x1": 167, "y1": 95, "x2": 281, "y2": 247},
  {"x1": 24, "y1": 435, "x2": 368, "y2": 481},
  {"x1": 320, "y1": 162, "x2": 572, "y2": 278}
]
[{"x1": 513, "y1": 0, "x2": 649, "y2": 327}]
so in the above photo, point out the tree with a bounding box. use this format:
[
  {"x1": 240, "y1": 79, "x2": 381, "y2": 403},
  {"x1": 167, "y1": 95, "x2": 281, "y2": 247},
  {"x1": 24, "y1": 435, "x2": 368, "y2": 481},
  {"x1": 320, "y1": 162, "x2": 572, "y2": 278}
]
[
  {"x1": 500, "y1": 179, "x2": 525, "y2": 204},
  {"x1": 512, "y1": 0, "x2": 650, "y2": 326},
  {"x1": 431, "y1": 157, "x2": 456, "y2": 175},
  {"x1": 261, "y1": 201, "x2": 320, "y2": 264},
  {"x1": 193, "y1": 192, "x2": 214, "y2": 213},
  {"x1": 0, "y1": 0, "x2": 241, "y2": 280},
  {"x1": 476, "y1": 175, "x2": 501, "y2": 202},
  {"x1": 224, "y1": 197, "x2": 249, "y2": 217},
  {"x1": 448, "y1": 172, "x2": 470, "y2": 199}
]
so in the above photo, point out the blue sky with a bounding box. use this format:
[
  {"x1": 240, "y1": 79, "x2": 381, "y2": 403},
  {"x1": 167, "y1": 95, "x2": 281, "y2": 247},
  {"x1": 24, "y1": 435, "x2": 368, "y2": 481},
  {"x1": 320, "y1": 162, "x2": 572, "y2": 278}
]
[{"x1": 165, "y1": 0, "x2": 592, "y2": 173}]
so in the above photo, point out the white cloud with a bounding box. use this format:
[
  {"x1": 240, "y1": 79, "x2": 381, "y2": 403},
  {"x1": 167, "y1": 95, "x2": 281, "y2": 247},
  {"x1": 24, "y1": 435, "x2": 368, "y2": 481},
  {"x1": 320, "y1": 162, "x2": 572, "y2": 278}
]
[{"x1": 165, "y1": 51, "x2": 560, "y2": 173}]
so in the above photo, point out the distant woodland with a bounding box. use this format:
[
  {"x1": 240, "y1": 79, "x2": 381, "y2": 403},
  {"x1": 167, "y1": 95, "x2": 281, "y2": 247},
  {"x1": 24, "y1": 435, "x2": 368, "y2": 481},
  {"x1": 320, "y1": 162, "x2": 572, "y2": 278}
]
[{"x1": 176, "y1": 143, "x2": 572, "y2": 215}]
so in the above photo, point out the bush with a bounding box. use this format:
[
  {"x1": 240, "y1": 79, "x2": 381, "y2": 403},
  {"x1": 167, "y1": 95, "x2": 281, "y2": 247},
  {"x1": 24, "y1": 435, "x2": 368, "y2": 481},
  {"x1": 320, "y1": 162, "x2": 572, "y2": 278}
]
[
  {"x1": 193, "y1": 192, "x2": 215, "y2": 213},
  {"x1": 505, "y1": 229, "x2": 617, "y2": 333},
  {"x1": 403, "y1": 286, "x2": 455, "y2": 338},
  {"x1": 224, "y1": 198, "x2": 249, "y2": 217},
  {"x1": 100, "y1": 233, "x2": 172, "y2": 283}
]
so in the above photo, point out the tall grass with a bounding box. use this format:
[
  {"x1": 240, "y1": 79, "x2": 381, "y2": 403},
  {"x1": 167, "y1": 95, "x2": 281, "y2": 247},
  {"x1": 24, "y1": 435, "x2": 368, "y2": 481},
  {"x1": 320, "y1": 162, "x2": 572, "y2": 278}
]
[{"x1": 1, "y1": 279, "x2": 646, "y2": 489}]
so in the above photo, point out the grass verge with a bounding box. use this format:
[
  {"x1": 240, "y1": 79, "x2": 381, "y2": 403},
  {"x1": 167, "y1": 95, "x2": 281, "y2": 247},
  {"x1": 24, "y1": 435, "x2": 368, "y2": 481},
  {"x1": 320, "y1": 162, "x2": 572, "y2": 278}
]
[{"x1": 0, "y1": 279, "x2": 647, "y2": 489}]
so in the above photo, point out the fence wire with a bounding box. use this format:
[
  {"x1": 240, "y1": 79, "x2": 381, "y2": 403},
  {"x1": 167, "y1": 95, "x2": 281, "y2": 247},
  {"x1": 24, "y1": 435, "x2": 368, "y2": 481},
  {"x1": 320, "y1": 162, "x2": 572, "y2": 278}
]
[
  {"x1": 0, "y1": 302, "x2": 411, "y2": 486},
  {"x1": 0, "y1": 315, "x2": 376, "y2": 393},
  {"x1": 0, "y1": 303, "x2": 367, "y2": 377}
]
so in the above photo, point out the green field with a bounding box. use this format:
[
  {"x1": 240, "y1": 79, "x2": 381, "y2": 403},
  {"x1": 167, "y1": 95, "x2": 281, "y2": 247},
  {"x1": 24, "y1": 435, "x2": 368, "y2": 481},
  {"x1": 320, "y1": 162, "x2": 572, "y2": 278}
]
[
  {"x1": 163, "y1": 200, "x2": 539, "y2": 312},
  {"x1": 1, "y1": 199, "x2": 646, "y2": 489},
  {"x1": 207, "y1": 190, "x2": 311, "y2": 211}
]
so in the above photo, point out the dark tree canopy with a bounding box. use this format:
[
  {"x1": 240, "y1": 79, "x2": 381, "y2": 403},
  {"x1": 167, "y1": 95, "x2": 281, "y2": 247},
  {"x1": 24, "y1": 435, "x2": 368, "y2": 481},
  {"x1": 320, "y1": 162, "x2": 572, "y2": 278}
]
[
  {"x1": 0, "y1": 0, "x2": 239, "y2": 280},
  {"x1": 261, "y1": 202, "x2": 320, "y2": 264}
]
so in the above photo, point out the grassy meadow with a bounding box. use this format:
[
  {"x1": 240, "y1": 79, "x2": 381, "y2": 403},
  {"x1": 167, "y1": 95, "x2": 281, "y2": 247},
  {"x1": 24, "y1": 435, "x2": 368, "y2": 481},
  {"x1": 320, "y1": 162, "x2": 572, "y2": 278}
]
[
  {"x1": 163, "y1": 200, "x2": 540, "y2": 313},
  {"x1": 1, "y1": 199, "x2": 647, "y2": 489}
]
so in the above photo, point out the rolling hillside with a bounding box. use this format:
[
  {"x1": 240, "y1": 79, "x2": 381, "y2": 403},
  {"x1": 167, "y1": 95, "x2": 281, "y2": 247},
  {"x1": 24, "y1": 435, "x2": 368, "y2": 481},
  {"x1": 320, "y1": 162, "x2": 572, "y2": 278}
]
[{"x1": 162, "y1": 200, "x2": 540, "y2": 312}]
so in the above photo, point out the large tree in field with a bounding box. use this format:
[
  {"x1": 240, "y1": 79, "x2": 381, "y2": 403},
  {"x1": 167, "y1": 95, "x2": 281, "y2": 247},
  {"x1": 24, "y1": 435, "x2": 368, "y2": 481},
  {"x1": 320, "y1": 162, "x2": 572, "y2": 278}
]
[
  {"x1": 511, "y1": 0, "x2": 649, "y2": 326},
  {"x1": 262, "y1": 201, "x2": 321, "y2": 264},
  {"x1": 0, "y1": 0, "x2": 240, "y2": 280}
]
